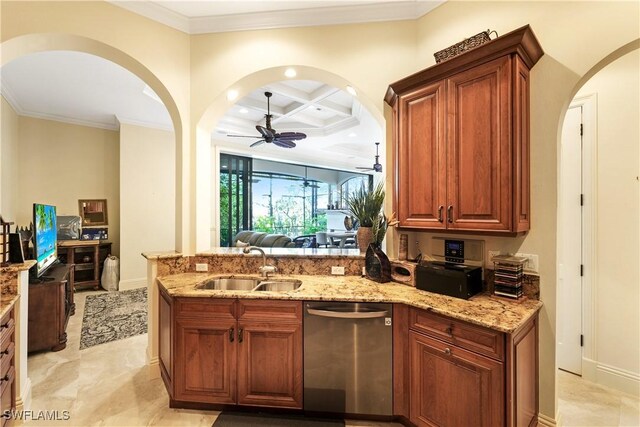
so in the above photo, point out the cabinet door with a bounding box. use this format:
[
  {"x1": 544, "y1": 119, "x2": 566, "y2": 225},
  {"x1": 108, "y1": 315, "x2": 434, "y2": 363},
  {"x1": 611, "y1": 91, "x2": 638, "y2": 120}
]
[
  {"x1": 446, "y1": 56, "x2": 512, "y2": 231},
  {"x1": 237, "y1": 320, "x2": 303, "y2": 408},
  {"x1": 410, "y1": 332, "x2": 504, "y2": 427},
  {"x1": 397, "y1": 81, "x2": 447, "y2": 229},
  {"x1": 174, "y1": 317, "x2": 237, "y2": 404}
]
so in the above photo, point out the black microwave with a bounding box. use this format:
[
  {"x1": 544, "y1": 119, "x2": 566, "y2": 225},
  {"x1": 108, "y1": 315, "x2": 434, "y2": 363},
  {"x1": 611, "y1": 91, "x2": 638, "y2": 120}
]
[{"x1": 416, "y1": 261, "x2": 482, "y2": 300}]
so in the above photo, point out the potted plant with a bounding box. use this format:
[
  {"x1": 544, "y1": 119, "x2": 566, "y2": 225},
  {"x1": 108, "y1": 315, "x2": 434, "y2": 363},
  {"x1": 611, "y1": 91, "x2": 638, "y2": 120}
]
[{"x1": 346, "y1": 182, "x2": 385, "y2": 252}]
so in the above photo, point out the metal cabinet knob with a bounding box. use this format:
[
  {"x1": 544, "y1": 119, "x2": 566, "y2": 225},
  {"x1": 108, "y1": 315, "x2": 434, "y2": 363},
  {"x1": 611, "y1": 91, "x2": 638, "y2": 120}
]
[{"x1": 444, "y1": 347, "x2": 451, "y2": 355}]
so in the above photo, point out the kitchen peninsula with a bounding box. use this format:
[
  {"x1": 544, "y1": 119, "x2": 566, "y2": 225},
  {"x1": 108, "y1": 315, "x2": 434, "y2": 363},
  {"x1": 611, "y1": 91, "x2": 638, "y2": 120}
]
[{"x1": 144, "y1": 248, "x2": 542, "y2": 426}]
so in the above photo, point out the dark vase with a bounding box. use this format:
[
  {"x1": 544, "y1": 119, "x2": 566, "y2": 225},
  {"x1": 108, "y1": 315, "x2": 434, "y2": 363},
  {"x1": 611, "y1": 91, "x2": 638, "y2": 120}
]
[{"x1": 365, "y1": 243, "x2": 391, "y2": 283}]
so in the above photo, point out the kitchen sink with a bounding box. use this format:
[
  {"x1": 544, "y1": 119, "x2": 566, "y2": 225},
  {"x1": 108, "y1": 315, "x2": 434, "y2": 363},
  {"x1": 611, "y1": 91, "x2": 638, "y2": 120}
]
[
  {"x1": 196, "y1": 277, "x2": 261, "y2": 290},
  {"x1": 195, "y1": 277, "x2": 302, "y2": 292},
  {"x1": 253, "y1": 280, "x2": 302, "y2": 292}
]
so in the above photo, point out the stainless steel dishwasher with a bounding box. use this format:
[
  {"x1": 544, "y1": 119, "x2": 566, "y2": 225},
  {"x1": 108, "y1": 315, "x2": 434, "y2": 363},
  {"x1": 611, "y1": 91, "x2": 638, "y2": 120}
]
[{"x1": 303, "y1": 302, "x2": 393, "y2": 416}]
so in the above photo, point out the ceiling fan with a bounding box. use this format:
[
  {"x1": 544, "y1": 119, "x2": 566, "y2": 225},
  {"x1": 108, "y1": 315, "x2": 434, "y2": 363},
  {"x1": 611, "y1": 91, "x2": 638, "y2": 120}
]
[
  {"x1": 226, "y1": 91, "x2": 307, "y2": 149},
  {"x1": 356, "y1": 142, "x2": 383, "y2": 173}
]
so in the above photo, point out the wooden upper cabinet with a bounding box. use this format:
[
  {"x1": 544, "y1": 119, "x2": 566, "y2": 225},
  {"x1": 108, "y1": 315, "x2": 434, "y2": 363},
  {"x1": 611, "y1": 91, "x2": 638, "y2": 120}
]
[
  {"x1": 447, "y1": 55, "x2": 512, "y2": 231},
  {"x1": 386, "y1": 25, "x2": 543, "y2": 234},
  {"x1": 397, "y1": 81, "x2": 447, "y2": 229}
]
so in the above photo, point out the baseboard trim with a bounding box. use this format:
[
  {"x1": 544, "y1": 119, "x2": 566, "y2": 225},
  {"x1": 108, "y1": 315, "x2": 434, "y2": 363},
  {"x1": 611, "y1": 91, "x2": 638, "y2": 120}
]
[
  {"x1": 118, "y1": 278, "x2": 147, "y2": 291},
  {"x1": 583, "y1": 358, "x2": 640, "y2": 397},
  {"x1": 148, "y1": 357, "x2": 160, "y2": 380},
  {"x1": 538, "y1": 410, "x2": 559, "y2": 427},
  {"x1": 15, "y1": 377, "x2": 32, "y2": 412}
]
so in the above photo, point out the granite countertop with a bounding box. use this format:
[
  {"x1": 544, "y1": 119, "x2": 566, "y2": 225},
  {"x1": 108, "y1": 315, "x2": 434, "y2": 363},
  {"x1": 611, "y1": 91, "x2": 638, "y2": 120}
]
[
  {"x1": 0, "y1": 295, "x2": 18, "y2": 321},
  {"x1": 158, "y1": 273, "x2": 542, "y2": 334},
  {"x1": 0, "y1": 260, "x2": 36, "y2": 274}
]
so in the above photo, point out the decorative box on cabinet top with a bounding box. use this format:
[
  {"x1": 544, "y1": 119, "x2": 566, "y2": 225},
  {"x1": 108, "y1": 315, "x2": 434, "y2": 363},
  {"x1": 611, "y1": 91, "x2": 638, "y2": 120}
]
[{"x1": 386, "y1": 25, "x2": 543, "y2": 234}]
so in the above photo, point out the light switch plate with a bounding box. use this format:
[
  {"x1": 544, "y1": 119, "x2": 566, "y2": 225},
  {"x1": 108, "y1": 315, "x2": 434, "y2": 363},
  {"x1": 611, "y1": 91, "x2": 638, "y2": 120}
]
[
  {"x1": 514, "y1": 253, "x2": 539, "y2": 273},
  {"x1": 195, "y1": 263, "x2": 209, "y2": 272},
  {"x1": 331, "y1": 266, "x2": 345, "y2": 275}
]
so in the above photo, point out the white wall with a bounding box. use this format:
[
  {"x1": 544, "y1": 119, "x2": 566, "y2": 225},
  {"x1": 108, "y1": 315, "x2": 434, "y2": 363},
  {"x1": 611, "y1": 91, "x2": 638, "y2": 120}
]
[
  {"x1": 575, "y1": 50, "x2": 640, "y2": 394},
  {"x1": 16, "y1": 115, "x2": 120, "y2": 255},
  {"x1": 0, "y1": 96, "x2": 19, "y2": 220},
  {"x1": 119, "y1": 123, "x2": 175, "y2": 289}
]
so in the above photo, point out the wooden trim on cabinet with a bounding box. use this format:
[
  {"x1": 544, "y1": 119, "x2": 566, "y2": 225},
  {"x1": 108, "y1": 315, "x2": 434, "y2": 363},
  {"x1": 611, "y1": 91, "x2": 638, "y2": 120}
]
[
  {"x1": 392, "y1": 304, "x2": 410, "y2": 419},
  {"x1": 385, "y1": 25, "x2": 543, "y2": 105},
  {"x1": 506, "y1": 313, "x2": 539, "y2": 427},
  {"x1": 513, "y1": 55, "x2": 531, "y2": 232}
]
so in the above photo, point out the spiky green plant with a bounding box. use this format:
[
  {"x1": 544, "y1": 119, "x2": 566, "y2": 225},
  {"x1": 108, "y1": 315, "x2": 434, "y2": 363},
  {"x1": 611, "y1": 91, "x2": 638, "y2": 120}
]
[{"x1": 346, "y1": 182, "x2": 385, "y2": 228}]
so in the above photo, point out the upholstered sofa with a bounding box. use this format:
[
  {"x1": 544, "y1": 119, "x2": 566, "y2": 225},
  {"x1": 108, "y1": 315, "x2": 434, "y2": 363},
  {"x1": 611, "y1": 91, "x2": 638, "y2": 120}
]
[{"x1": 232, "y1": 231, "x2": 296, "y2": 248}]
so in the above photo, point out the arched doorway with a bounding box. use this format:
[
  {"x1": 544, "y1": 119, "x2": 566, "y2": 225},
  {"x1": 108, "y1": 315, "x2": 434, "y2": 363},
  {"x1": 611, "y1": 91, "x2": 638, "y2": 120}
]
[
  {"x1": 556, "y1": 40, "x2": 640, "y2": 424},
  {"x1": 1, "y1": 33, "x2": 184, "y2": 413},
  {"x1": 194, "y1": 65, "x2": 386, "y2": 252}
]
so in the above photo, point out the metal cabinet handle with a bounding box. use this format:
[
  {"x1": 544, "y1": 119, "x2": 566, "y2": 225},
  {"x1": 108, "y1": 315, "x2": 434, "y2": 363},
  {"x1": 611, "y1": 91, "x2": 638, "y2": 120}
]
[
  {"x1": 0, "y1": 323, "x2": 9, "y2": 329},
  {"x1": 238, "y1": 328, "x2": 243, "y2": 343},
  {"x1": 229, "y1": 327, "x2": 234, "y2": 343},
  {"x1": 444, "y1": 347, "x2": 451, "y2": 355},
  {"x1": 446, "y1": 326, "x2": 453, "y2": 335},
  {"x1": 0, "y1": 374, "x2": 8, "y2": 383},
  {"x1": 437, "y1": 206, "x2": 444, "y2": 223},
  {"x1": 447, "y1": 205, "x2": 453, "y2": 223}
]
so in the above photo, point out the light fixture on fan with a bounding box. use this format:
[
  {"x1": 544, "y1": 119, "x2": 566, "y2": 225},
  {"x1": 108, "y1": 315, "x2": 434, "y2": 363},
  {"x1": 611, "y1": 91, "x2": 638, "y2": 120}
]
[
  {"x1": 356, "y1": 142, "x2": 383, "y2": 173},
  {"x1": 226, "y1": 91, "x2": 307, "y2": 149}
]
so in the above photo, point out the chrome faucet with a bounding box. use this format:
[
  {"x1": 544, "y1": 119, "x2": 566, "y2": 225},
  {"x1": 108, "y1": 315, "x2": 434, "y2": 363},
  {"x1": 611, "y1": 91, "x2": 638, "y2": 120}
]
[{"x1": 242, "y1": 246, "x2": 277, "y2": 278}]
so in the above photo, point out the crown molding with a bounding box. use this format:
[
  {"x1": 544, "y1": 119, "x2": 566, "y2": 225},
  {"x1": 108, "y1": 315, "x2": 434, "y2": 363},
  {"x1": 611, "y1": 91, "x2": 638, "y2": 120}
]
[
  {"x1": 116, "y1": 115, "x2": 175, "y2": 132},
  {"x1": 14, "y1": 109, "x2": 119, "y2": 131},
  {"x1": 0, "y1": 85, "x2": 23, "y2": 114},
  {"x1": 109, "y1": 1, "x2": 445, "y2": 35},
  {"x1": 108, "y1": 1, "x2": 190, "y2": 33}
]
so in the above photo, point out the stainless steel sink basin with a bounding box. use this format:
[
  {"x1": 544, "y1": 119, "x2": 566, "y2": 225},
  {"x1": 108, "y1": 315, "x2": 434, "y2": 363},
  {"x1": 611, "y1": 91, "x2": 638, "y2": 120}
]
[
  {"x1": 196, "y1": 277, "x2": 261, "y2": 290},
  {"x1": 253, "y1": 280, "x2": 302, "y2": 292},
  {"x1": 195, "y1": 277, "x2": 302, "y2": 292}
]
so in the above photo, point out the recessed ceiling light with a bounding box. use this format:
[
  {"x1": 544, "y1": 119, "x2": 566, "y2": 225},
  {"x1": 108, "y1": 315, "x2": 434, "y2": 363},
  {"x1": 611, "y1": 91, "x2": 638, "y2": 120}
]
[
  {"x1": 284, "y1": 68, "x2": 297, "y2": 78},
  {"x1": 346, "y1": 85, "x2": 357, "y2": 96},
  {"x1": 239, "y1": 108, "x2": 249, "y2": 114},
  {"x1": 348, "y1": 132, "x2": 357, "y2": 137},
  {"x1": 227, "y1": 89, "x2": 239, "y2": 101}
]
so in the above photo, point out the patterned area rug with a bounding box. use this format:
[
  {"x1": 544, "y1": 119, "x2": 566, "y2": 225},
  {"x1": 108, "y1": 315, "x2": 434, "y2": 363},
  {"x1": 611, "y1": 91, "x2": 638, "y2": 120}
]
[{"x1": 80, "y1": 288, "x2": 147, "y2": 350}]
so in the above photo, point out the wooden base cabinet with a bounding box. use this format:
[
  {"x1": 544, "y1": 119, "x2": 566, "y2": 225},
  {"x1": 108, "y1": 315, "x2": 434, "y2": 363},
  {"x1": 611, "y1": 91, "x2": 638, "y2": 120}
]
[
  {"x1": 410, "y1": 332, "x2": 504, "y2": 427},
  {"x1": 395, "y1": 306, "x2": 539, "y2": 427},
  {"x1": 386, "y1": 25, "x2": 544, "y2": 234},
  {"x1": 0, "y1": 305, "x2": 16, "y2": 427},
  {"x1": 159, "y1": 291, "x2": 302, "y2": 410}
]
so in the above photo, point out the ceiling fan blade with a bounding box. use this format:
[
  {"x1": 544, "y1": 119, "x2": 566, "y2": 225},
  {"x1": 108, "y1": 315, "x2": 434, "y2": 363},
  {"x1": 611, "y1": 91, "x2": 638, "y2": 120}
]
[
  {"x1": 355, "y1": 167, "x2": 374, "y2": 171},
  {"x1": 256, "y1": 125, "x2": 275, "y2": 139},
  {"x1": 276, "y1": 132, "x2": 307, "y2": 141},
  {"x1": 273, "y1": 139, "x2": 296, "y2": 148},
  {"x1": 250, "y1": 139, "x2": 266, "y2": 148},
  {"x1": 227, "y1": 134, "x2": 260, "y2": 138}
]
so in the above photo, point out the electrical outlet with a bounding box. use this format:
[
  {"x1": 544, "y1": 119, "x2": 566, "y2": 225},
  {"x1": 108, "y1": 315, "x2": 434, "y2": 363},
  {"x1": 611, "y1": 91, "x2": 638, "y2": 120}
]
[
  {"x1": 195, "y1": 263, "x2": 209, "y2": 272},
  {"x1": 515, "y1": 253, "x2": 539, "y2": 273},
  {"x1": 331, "y1": 266, "x2": 345, "y2": 275}
]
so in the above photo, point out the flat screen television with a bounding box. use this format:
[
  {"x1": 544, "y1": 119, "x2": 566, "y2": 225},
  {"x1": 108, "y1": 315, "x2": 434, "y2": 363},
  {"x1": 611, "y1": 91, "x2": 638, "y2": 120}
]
[{"x1": 33, "y1": 203, "x2": 58, "y2": 277}]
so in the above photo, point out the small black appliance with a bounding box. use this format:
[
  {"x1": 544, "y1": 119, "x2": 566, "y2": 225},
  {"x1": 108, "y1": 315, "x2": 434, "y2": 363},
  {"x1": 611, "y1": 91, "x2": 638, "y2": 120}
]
[{"x1": 416, "y1": 261, "x2": 483, "y2": 300}]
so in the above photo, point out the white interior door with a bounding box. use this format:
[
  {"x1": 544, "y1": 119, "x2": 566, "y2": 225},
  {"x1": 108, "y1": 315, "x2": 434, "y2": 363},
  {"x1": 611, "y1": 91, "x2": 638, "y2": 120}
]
[{"x1": 558, "y1": 106, "x2": 583, "y2": 375}]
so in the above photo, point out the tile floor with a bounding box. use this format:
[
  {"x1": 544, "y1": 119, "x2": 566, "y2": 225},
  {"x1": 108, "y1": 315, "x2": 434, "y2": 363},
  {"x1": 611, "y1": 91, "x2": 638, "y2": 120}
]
[
  {"x1": 20, "y1": 290, "x2": 640, "y2": 427},
  {"x1": 558, "y1": 369, "x2": 640, "y2": 426}
]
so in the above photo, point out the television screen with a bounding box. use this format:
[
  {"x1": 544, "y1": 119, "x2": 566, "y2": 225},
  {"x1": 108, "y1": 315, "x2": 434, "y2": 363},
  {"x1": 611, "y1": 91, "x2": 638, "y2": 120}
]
[{"x1": 34, "y1": 203, "x2": 57, "y2": 276}]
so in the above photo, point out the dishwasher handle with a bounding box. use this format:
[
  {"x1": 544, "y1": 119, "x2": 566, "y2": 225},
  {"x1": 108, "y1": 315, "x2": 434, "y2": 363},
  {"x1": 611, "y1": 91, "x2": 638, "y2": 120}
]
[{"x1": 306, "y1": 306, "x2": 389, "y2": 319}]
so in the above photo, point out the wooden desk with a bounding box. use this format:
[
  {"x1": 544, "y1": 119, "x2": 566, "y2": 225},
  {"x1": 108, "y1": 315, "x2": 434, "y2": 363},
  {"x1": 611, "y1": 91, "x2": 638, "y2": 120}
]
[{"x1": 58, "y1": 241, "x2": 111, "y2": 290}]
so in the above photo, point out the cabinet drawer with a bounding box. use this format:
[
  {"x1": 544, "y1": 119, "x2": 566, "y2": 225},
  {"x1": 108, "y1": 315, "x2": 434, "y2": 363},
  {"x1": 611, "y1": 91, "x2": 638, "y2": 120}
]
[
  {"x1": 0, "y1": 367, "x2": 13, "y2": 424},
  {"x1": 0, "y1": 343, "x2": 14, "y2": 380},
  {"x1": 0, "y1": 317, "x2": 14, "y2": 354},
  {"x1": 410, "y1": 308, "x2": 504, "y2": 361},
  {"x1": 238, "y1": 300, "x2": 302, "y2": 322},
  {"x1": 175, "y1": 298, "x2": 235, "y2": 320},
  {"x1": 0, "y1": 366, "x2": 14, "y2": 397}
]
